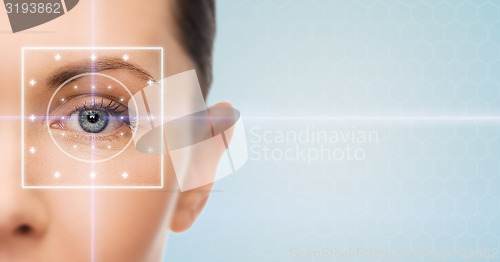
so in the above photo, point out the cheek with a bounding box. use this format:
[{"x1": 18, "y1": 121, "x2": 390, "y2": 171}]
[
  {"x1": 93, "y1": 190, "x2": 175, "y2": 261},
  {"x1": 41, "y1": 189, "x2": 176, "y2": 262},
  {"x1": 42, "y1": 191, "x2": 93, "y2": 261},
  {"x1": 41, "y1": 166, "x2": 178, "y2": 261}
]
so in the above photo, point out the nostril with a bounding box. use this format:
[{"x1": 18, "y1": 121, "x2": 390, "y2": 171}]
[{"x1": 15, "y1": 224, "x2": 33, "y2": 235}]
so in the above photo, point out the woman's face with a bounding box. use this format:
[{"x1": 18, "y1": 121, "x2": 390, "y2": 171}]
[{"x1": 0, "y1": 1, "x2": 203, "y2": 261}]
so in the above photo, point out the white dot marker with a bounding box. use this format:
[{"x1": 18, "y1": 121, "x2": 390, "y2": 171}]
[
  {"x1": 29, "y1": 115, "x2": 36, "y2": 121},
  {"x1": 122, "y1": 54, "x2": 129, "y2": 61},
  {"x1": 120, "y1": 98, "x2": 124, "y2": 102},
  {"x1": 120, "y1": 132, "x2": 124, "y2": 136},
  {"x1": 147, "y1": 79, "x2": 154, "y2": 85},
  {"x1": 54, "y1": 172, "x2": 61, "y2": 178},
  {"x1": 90, "y1": 172, "x2": 96, "y2": 179},
  {"x1": 62, "y1": 132, "x2": 65, "y2": 136},
  {"x1": 92, "y1": 85, "x2": 95, "y2": 89},
  {"x1": 61, "y1": 98, "x2": 65, "y2": 102},
  {"x1": 107, "y1": 145, "x2": 111, "y2": 149},
  {"x1": 74, "y1": 85, "x2": 78, "y2": 89},
  {"x1": 90, "y1": 54, "x2": 97, "y2": 61},
  {"x1": 29, "y1": 79, "x2": 36, "y2": 86},
  {"x1": 108, "y1": 85, "x2": 112, "y2": 89},
  {"x1": 147, "y1": 147, "x2": 154, "y2": 154},
  {"x1": 73, "y1": 145, "x2": 78, "y2": 149},
  {"x1": 55, "y1": 54, "x2": 61, "y2": 61},
  {"x1": 29, "y1": 147, "x2": 36, "y2": 154},
  {"x1": 62, "y1": 116, "x2": 65, "y2": 120},
  {"x1": 122, "y1": 172, "x2": 128, "y2": 179}
]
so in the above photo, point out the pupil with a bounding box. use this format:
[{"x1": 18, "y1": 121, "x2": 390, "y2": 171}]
[
  {"x1": 78, "y1": 109, "x2": 109, "y2": 133},
  {"x1": 87, "y1": 113, "x2": 99, "y2": 123}
]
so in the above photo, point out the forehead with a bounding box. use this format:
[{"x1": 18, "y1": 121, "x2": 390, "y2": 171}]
[
  {"x1": 0, "y1": 0, "x2": 193, "y2": 73},
  {"x1": 0, "y1": 0, "x2": 173, "y2": 46}
]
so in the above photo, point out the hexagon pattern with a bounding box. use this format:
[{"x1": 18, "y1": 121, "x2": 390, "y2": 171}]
[{"x1": 165, "y1": 0, "x2": 500, "y2": 261}]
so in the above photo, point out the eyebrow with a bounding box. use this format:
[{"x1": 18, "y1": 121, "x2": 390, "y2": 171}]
[{"x1": 46, "y1": 57, "x2": 155, "y2": 87}]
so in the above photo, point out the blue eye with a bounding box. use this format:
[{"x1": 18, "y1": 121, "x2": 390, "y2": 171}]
[
  {"x1": 48, "y1": 94, "x2": 135, "y2": 138},
  {"x1": 78, "y1": 109, "x2": 109, "y2": 133}
]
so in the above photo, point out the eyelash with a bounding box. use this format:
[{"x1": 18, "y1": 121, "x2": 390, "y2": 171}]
[{"x1": 68, "y1": 97, "x2": 135, "y2": 129}]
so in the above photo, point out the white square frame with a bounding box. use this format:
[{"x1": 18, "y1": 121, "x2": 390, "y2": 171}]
[{"x1": 21, "y1": 47, "x2": 164, "y2": 189}]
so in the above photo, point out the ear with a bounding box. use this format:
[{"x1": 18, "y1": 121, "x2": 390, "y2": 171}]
[{"x1": 170, "y1": 102, "x2": 235, "y2": 233}]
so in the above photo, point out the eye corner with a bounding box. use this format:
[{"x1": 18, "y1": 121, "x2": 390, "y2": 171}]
[{"x1": 49, "y1": 119, "x2": 65, "y2": 130}]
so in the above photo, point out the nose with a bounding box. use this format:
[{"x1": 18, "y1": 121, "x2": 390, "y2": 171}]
[
  {"x1": 0, "y1": 92, "x2": 49, "y2": 245},
  {"x1": 0, "y1": 188, "x2": 49, "y2": 242}
]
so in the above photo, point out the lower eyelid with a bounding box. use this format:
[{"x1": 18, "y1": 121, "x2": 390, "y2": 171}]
[{"x1": 49, "y1": 125, "x2": 133, "y2": 150}]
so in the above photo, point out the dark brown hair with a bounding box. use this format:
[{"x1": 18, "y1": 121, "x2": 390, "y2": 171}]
[{"x1": 174, "y1": 0, "x2": 216, "y2": 99}]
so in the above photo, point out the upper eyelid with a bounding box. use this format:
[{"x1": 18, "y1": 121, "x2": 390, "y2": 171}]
[
  {"x1": 70, "y1": 98, "x2": 128, "y2": 116},
  {"x1": 50, "y1": 94, "x2": 128, "y2": 118},
  {"x1": 74, "y1": 97, "x2": 126, "y2": 112}
]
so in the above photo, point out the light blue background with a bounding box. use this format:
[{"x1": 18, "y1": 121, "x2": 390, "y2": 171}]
[{"x1": 164, "y1": 0, "x2": 500, "y2": 261}]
